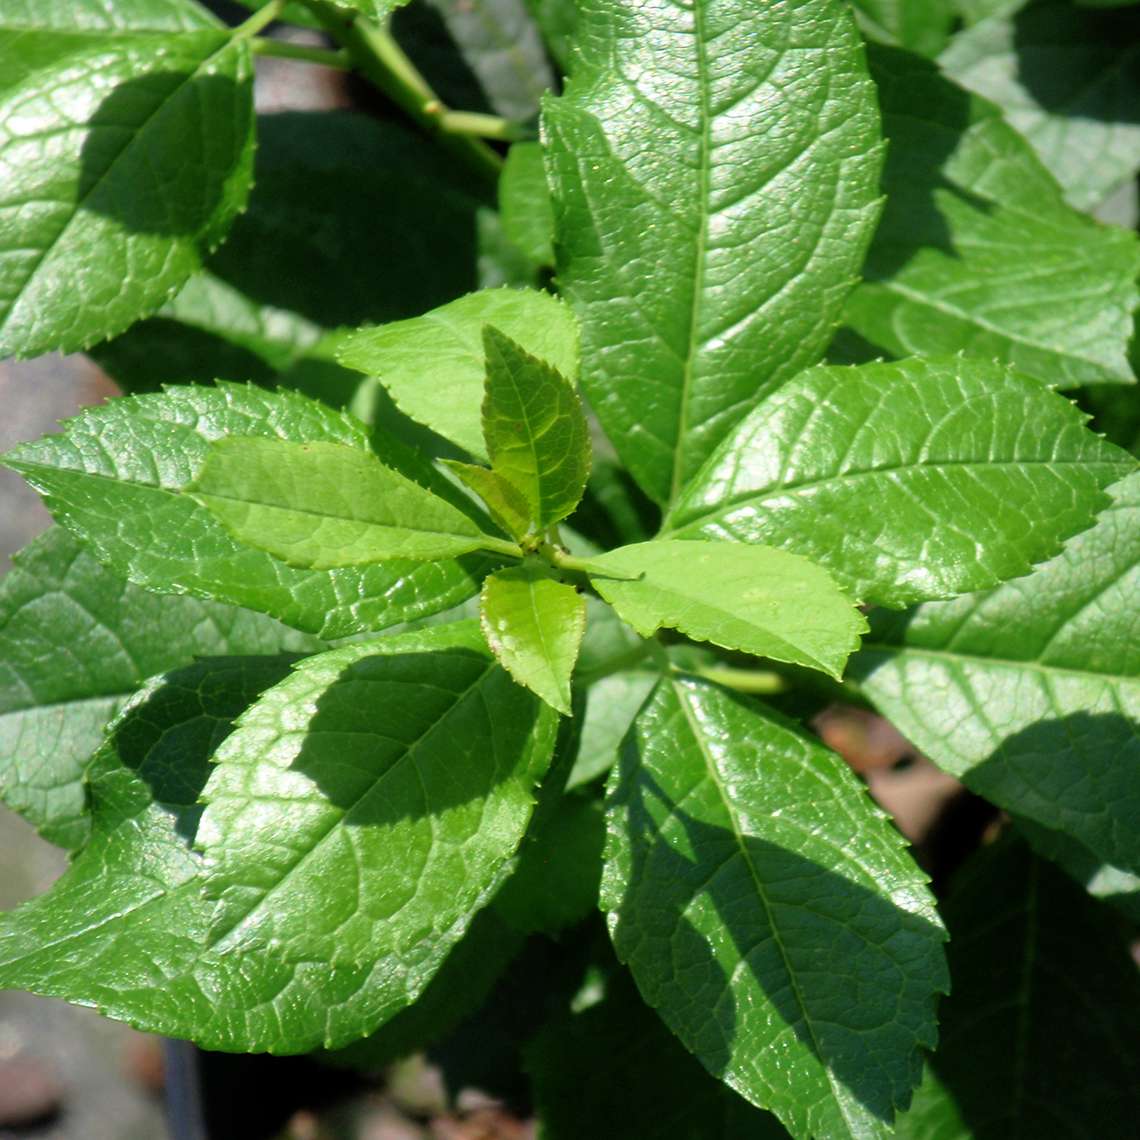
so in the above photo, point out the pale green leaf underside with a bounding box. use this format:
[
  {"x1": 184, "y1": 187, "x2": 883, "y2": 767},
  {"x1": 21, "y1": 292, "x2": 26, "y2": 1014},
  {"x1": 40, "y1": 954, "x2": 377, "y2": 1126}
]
[
  {"x1": 604, "y1": 677, "x2": 946, "y2": 1138},
  {"x1": 480, "y1": 565, "x2": 585, "y2": 714},
  {"x1": 588, "y1": 540, "x2": 865, "y2": 679},
  {"x1": 845, "y1": 45, "x2": 1140, "y2": 388},
  {"x1": 856, "y1": 470, "x2": 1140, "y2": 875},
  {"x1": 2, "y1": 384, "x2": 487, "y2": 639},
  {"x1": 0, "y1": 20, "x2": 254, "y2": 356},
  {"x1": 940, "y1": 1, "x2": 1140, "y2": 211},
  {"x1": 193, "y1": 437, "x2": 512, "y2": 568},
  {"x1": 669, "y1": 357, "x2": 1135, "y2": 608},
  {"x1": 482, "y1": 326, "x2": 590, "y2": 531},
  {"x1": 543, "y1": 0, "x2": 884, "y2": 505},
  {"x1": 0, "y1": 526, "x2": 320, "y2": 850},
  {"x1": 337, "y1": 288, "x2": 579, "y2": 461},
  {"x1": 0, "y1": 627, "x2": 557, "y2": 1053}
]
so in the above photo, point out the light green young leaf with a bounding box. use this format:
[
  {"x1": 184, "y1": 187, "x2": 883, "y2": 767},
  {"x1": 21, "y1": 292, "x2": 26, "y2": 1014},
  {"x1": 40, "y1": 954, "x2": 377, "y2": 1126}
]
[
  {"x1": 192, "y1": 438, "x2": 516, "y2": 568},
  {"x1": 669, "y1": 357, "x2": 1135, "y2": 608},
  {"x1": 445, "y1": 461, "x2": 534, "y2": 542},
  {"x1": 0, "y1": 527, "x2": 320, "y2": 850},
  {"x1": 855, "y1": 471, "x2": 1140, "y2": 874},
  {"x1": 500, "y1": 141, "x2": 554, "y2": 267},
  {"x1": 337, "y1": 289, "x2": 579, "y2": 460},
  {"x1": 941, "y1": 1, "x2": 1140, "y2": 209},
  {"x1": 480, "y1": 563, "x2": 585, "y2": 714},
  {"x1": 850, "y1": 0, "x2": 957, "y2": 55},
  {"x1": 893, "y1": 839, "x2": 1140, "y2": 1138},
  {"x1": 2, "y1": 384, "x2": 489, "y2": 639},
  {"x1": 0, "y1": 624, "x2": 557, "y2": 1052},
  {"x1": 543, "y1": 0, "x2": 884, "y2": 506},
  {"x1": 844, "y1": 45, "x2": 1140, "y2": 388},
  {"x1": 0, "y1": 7, "x2": 254, "y2": 357},
  {"x1": 587, "y1": 540, "x2": 865, "y2": 680},
  {"x1": 482, "y1": 327, "x2": 590, "y2": 530},
  {"x1": 604, "y1": 677, "x2": 947, "y2": 1138}
]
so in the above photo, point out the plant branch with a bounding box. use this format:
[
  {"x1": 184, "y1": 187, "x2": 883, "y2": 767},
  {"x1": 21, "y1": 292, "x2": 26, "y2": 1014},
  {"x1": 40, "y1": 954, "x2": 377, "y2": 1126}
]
[
  {"x1": 251, "y1": 38, "x2": 351, "y2": 69},
  {"x1": 232, "y1": 0, "x2": 285, "y2": 40},
  {"x1": 303, "y1": 1, "x2": 503, "y2": 185}
]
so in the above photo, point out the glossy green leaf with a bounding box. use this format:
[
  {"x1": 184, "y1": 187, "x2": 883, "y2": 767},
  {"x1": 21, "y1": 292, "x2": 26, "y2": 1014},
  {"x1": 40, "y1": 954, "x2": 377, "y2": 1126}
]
[
  {"x1": 500, "y1": 142, "x2": 554, "y2": 267},
  {"x1": 941, "y1": 1, "x2": 1140, "y2": 209},
  {"x1": 543, "y1": 0, "x2": 884, "y2": 505},
  {"x1": 337, "y1": 288, "x2": 579, "y2": 460},
  {"x1": 587, "y1": 540, "x2": 865, "y2": 679},
  {"x1": 323, "y1": 0, "x2": 411, "y2": 20},
  {"x1": 0, "y1": 526, "x2": 319, "y2": 849},
  {"x1": 0, "y1": 625, "x2": 557, "y2": 1052},
  {"x1": 482, "y1": 327, "x2": 590, "y2": 531},
  {"x1": 527, "y1": 969, "x2": 791, "y2": 1139},
  {"x1": 669, "y1": 357, "x2": 1135, "y2": 608},
  {"x1": 604, "y1": 677, "x2": 947, "y2": 1138},
  {"x1": 897, "y1": 839, "x2": 1140, "y2": 1138},
  {"x1": 192, "y1": 437, "x2": 514, "y2": 568},
  {"x1": 0, "y1": 7, "x2": 255, "y2": 357},
  {"x1": 850, "y1": 0, "x2": 956, "y2": 55},
  {"x1": 2, "y1": 384, "x2": 489, "y2": 639},
  {"x1": 480, "y1": 563, "x2": 585, "y2": 714},
  {"x1": 856, "y1": 470, "x2": 1140, "y2": 873},
  {"x1": 844, "y1": 45, "x2": 1140, "y2": 388},
  {"x1": 93, "y1": 112, "x2": 483, "y2": 398}
]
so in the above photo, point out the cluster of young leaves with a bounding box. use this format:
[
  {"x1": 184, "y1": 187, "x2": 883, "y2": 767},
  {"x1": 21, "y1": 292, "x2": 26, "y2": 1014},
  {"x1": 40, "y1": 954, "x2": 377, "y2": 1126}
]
[{"x1": 1, "y1": 0, "x2": 1139, "y2": 1137}]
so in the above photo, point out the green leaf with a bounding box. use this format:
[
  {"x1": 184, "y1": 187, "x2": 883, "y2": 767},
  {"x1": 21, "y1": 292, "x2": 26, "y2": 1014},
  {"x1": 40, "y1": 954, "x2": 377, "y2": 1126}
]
[
  {"x1": 480, "y1": 564, "x2": 585, "y2": 714},
  {"x1": 0, "y1": 624, "x2": 558, "y2": 1053},
  {"x1": 337, "y1": 288, "x2": 579, "y2": 460},
  {"x1": 0, "y1": 526, "x2": 320, "y2": 849},
  {"x1": 844, "y1": 45, "x2": 1140, "y2": 388},
  {"x1": 587, "y1": 540, "x2": 865, "y2": 680},
  {"x1": 850, "y1": 0, "x2": 957, "y2": 55},
  {"x1": 445, "y1": 460, "x2": 534, "y2": 541},
  {"x1": 482, "y1": 327, "x2": 590, "y2": 531},
  {"x1": 192, "y1": 437, "x2": 515, "y2": 568},
  {"x1": 422, "y1": 0, "x2": 554, "y2": 122},
  {"x1": 891, "y1": 1068, "x2": 970, "y2": 1140},
  {"x1": 669, "y1": 357, "x2": 1136, "y2": 608},
  {"x1": 603, "y1": 676, "x2": 947, "y2": 1138},
  {"x1": 324, "y1": 0, "x2": 411, "y2": 21},
  {"x1": 92, "y1": 112, "x2": 483, "y2": 397},
  {"x1": 940, "y1": 1, "x2": 1140, "y2": 209},
  {"x1": 522, "y1": 0, "x2": 577, "y2": 72},
  {"x1": 568, "y1": 671, "x2": 657, "y2": 790},
  {"x1": 855, "y1": 470, "x2": 1140, "y2": 874},
  {"x1": 500, "y1": 141, "x2": 554, "y2": 267},
  {"x1": 527, "y1": 968, "x2": 791, "y2": 1139},
  {"x1": 1016, "y1": 817, "x2": 1140, "y2": 924},
  {"x1": 0, "y1": 8, "x2": 255, "y2": 357},
  {"x1": 493, "y1": 792, "x2": 603, "y2": 933},
  {"x1": 896, "y1": 839, "x2": 1140, "y2": 1138},
  {"x1": 543, "y1": 0, "x2": 884, "y2": 506},
  {"x1": 2, "y1": 384, "x2": 489, "y2": 639}
]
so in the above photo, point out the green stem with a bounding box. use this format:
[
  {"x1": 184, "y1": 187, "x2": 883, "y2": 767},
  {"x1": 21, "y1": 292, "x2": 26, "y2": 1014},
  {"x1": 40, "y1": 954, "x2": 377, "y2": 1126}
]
[
  {"x1": 438, "y1": 110, "x2": 530, "y2": 142},
  {"x1": 303, "y1": 1, "x2": 502, "y2": 185},
  {"x1": 232, "y1": 0, "x2": 285, "y2": 40},
  {"x1": 547, "y1": 549, "x2": 642, "y2": 581},
  {"x1": 482, "y1": 536, "x2": 525, "y2": 560},
  {"x1": 693, "y1": 664, "x2": 788, "y2": 696},
  {"x1": 251, "y1": 38, "x2": 351, "y2": 69}
]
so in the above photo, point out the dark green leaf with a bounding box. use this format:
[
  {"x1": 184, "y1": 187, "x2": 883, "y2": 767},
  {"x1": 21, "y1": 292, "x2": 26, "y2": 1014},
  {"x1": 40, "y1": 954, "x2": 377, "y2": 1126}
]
[
  {"x1": 856, "y1": 470, "x2": 1140, "y2": 874},
  {"x1": 941, "y1": 1, "x2": 1140, "y2": 209},
  {"x1": 192, "y1": 437, "x2": 516, "y2": 567},
  {"x1": 895, "y1": 839, "x2": 1140, "y2": 1138},
  {"x1": 0, "y1": 7, "x2": 254, "y2": 356},
  {"x1": 0, "y1": 526, "x2": 319, "y2": 849},
  {"x1": 338, "y1": 288, "x2": 579, "y2": 461},
  {"x1": 527, "y1": 969, "x2": 791, "y2": 1139},
  {"x1": 544, "y1": 0, "x2": 884, "y2": 505},
  {"x1": 482, "y1": 327, "x2": 590, "y2": 530},
  {"x1": 480, "y1": 563, "x2": 585, "y2": 714},
  {"x1": 0, "y1": 625, "x2": 558, "y2": 1053},
  {"x1": 500, "y1": 141, "x2": 554, "y2": 267},
  {"x1": 588, "y1": 540, "x2": 866, "y2": 679},
  {"x1": 522, "y1": 0, "x2": 577, "y2": 72},
  {"x1": 604, "y1": 677, "x2": 946, "y2": 1137},
  {"x1": 2, "y1": 384, "x2": 490, "y2": 638},
  {"x1": 669, "y1": 357, "x2": 1135, "y2": 608},
  {"x1": 845, "y1": 45, "x2": 1140, "y2": 388}
]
